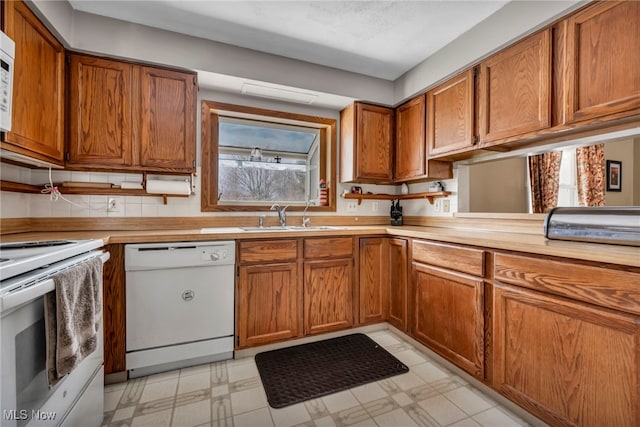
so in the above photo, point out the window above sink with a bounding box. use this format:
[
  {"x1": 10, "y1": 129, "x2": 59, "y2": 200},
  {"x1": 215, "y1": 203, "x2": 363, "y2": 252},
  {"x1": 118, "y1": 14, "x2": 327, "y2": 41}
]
[
  {"x1": 218, "y1": 117, "x2": 319, "y2": 205},
  {"x1": 201, "y1": 101, "x2": 337, "y2": 213}
]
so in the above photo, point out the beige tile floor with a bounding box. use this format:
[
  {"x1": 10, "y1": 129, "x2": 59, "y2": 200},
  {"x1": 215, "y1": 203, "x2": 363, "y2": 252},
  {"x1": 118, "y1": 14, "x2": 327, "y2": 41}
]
[{"x1": 103, "y1": 330, "x2": 536, "y2": 427}]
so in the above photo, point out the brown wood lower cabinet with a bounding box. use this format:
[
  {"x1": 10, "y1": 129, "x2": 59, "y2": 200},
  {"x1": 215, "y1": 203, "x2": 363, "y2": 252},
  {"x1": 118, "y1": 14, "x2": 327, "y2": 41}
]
[
  {"x1": 304, "y1": 258, "x2": 353, "y2": 335},
  {"x1": 492, "y1": 282, "x2": 640, "y2": 427},
  {"x1": 103, "y1": 244, "x2": 126, "y2": 375},
  {"x1": 236, "y1": 263, "x2": 300, "y2": 348},
  {"x1": 358, "y1": 238, "x2": 388, "y2": 324},
  {"x1": 388, "y1": 238, "x2": 408, "y2": 331},
  {"x1": 412, "y1": 262, "x2": 484, "y2": 379}
]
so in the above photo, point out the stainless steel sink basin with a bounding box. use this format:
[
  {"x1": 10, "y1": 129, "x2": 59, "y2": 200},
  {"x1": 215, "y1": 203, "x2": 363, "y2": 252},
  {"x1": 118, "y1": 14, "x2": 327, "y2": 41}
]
[
  {"x1": 240, "y1": 225, "x2": 346, "y2": 232},
  {"x1": 240, "y1": 226, "x2": 289, "y2": 232}
]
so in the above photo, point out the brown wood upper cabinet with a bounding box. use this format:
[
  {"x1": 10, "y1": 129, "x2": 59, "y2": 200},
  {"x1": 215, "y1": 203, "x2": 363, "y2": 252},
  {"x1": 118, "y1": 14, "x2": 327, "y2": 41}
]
[
  {"x1": 1, "y1": 0, "x2": 65, "y2": 165},
  {"x1": 340, "y1": 102, "x2": 394, "y2": 183},
  {"x1": 395, "y1": 96, "x2": 426, "y2": 181},
  {"x1": 564, "y1": 1, "x2": 640, "y2": 124},
  {"x1": 478, "y1": 29, "x2": 552, "y2": 146},
  {"x1": 66, "y1": 53, "x2": 197, "y2": 173},
  {"x1": 395, "y1": 95, "x2": 452, "y2": 182},
  {"x1": 67, "y1": 55, "x2": 133, "y2": 168},
  {"x1": 427, "y1": 69, "x2": 476, "y2": 157},
  {"x1": 139, "y1": 66, "x2": 196, "y2": 171}
]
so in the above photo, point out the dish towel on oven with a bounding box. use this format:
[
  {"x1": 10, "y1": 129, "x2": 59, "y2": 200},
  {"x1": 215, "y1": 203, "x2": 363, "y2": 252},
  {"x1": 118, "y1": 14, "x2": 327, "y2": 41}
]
[{"x1": 44, "y1": 257, "x2": 103, "y2": 386}]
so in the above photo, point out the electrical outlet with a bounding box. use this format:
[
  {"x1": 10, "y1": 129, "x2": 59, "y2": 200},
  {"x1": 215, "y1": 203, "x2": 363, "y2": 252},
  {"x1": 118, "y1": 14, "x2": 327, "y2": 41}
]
[
  {"x1": 442, "y1": 199, "x2": 450, "y2": 213},
  {"x1": 347, "y1": 201, "x2": 358, "y2": 213},
  {"x1": 107, "y1": 198, "x2": 120, "y2": 212},
  {"x1": 371, "y1": 202, "x2": 379, "y2": 213},
  {"x1": 434, "y1": 199, "x2": 442, "y2": 213}
]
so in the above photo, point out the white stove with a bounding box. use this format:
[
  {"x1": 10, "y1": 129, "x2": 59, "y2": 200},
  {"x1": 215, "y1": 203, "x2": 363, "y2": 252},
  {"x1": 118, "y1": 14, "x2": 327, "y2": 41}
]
[
  {"x1": 0, "y1": 239, "x2": 104, "y2": 282},
  {"x1": 0, "y1": 238, "x2": 107, "y2": 427}
]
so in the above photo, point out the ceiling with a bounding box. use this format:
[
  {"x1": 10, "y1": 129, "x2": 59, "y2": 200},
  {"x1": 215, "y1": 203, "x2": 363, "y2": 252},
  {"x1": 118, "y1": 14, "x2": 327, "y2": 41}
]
[{"x1": 67, "y1": 0, "x2": 509, "y2": 81}]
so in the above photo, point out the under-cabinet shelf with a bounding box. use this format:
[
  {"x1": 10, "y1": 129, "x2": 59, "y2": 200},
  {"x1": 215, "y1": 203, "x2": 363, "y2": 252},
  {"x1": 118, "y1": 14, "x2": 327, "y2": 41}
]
[
  {"x1": 0, "y1": 180, "x2": 190, "y2": 204},
  {"x1": 342, "y1": 191, "x2": 451, "y2": 205}
]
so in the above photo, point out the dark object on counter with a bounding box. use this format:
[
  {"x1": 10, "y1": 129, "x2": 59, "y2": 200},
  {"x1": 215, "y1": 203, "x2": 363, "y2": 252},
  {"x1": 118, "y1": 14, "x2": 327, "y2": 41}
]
[
  {"x1": 390, "y1": 199, "x2": 403, "y2": 226},
  {"x1": 544, "y1": 207, "x2": 640, "y2": 247},
  {"x1": 255, "y1": 333, "x2": 408, "y2": 408}
]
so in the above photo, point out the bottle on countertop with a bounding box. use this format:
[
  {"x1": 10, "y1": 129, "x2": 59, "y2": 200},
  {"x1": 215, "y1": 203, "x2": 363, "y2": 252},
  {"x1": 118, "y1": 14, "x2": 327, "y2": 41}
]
[{"x1": 319, "y1": 179, "x2": 328, "y2": 206}]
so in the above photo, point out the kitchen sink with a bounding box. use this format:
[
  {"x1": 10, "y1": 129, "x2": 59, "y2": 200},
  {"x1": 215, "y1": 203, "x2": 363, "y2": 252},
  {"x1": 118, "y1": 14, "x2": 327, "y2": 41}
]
[{"x1": 240, "y1": 225, "x2": 346, "y2": 232}]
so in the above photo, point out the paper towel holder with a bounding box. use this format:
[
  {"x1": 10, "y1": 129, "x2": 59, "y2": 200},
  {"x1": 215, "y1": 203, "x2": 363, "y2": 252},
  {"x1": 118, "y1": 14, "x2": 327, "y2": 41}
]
[{"x1": 143, "y1": 172, "x2": 195, "y2": 204}]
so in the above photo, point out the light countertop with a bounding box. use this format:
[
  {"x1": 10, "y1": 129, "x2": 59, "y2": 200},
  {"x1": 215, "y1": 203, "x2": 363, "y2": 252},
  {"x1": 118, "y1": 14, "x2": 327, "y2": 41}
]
[{"x1": 2, "y1": 225, "x2": 638, "y2": 268}]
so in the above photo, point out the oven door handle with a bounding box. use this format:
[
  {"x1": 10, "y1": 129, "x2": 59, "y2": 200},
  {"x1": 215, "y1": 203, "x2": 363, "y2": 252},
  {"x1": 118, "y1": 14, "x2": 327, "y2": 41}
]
[{"x1": 0, "y1": 252, "x2": 110, "y2": 313}]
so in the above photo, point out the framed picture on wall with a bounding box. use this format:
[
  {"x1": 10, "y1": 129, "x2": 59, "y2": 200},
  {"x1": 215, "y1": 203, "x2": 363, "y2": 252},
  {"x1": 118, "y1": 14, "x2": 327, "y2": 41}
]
[{"x1": 606, "y1": 160, "x2": 622, "y2": 192}]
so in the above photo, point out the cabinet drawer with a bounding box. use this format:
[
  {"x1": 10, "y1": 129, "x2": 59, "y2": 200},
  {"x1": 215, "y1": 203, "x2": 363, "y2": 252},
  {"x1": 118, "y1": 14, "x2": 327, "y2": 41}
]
[
  {"x1": 412, "y1": 240, "x2": 484, "y2": 277},
  {"x1": 238, "y1": 240, "x2": 298, "y2": 264},
  {"x1": 304, "y1": 238, "x2": 353, "y2": 259},
  {"x1": 494, "y1": 252, "x2": 640, "y2": 315}
]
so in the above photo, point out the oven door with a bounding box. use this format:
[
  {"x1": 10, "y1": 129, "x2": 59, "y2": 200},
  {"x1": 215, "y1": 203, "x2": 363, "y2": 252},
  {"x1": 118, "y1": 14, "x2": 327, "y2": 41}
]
[{"x1": 1, "y1": 296, "x2": 58, "y2": 427}]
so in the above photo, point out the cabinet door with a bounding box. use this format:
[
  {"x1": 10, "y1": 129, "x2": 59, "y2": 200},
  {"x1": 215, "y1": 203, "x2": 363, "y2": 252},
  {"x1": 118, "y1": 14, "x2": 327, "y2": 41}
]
[
  {"x1": 412, "y1": 262, "x2": 484, "y2": 378},
  {"x1": 237, "y1": 263, "x2": 300, "y2": 348},
  {"x1": 478, "y1": 29, "x2": 552, "y2": 145},
  {"x1": 103, "y1": 244, "x2": 126, "y2": 375},
  {"x1": 395, "y1": 96, "x2": 426, "y2": 181},
  {"x1": 493, "y1": 283, "x2": 640, "y2": 427},
  {"x1": 355, "y1": 103, "x2": 393, "y2": 181},
  {"x1": 358, "y1": 238, "x2": 388, "y2": 325},
  {"x1": 1, "y1": 0, "x2": 65, "y2": 165},
  {"x1": 139, "y1": 66, "x2": 196, "y2": 172},
  {"x1": 427, "y1": 69, "x2": 475, "y2": 157},
  {"x1": 304, "y1": 258, "x2": 353, "y2": 335},
  {"x1": 565, "y1": 1, "x2": 640, "y2": 123},
  {"x1": 388, "y1": 238, "x2": 408, "y2": 332},
  {"x1": 340, "y1": 103, "x2": 393, "y2": 183},
  {"x1": 67, "y1": 55, "x2": 134, "y2": 168}
]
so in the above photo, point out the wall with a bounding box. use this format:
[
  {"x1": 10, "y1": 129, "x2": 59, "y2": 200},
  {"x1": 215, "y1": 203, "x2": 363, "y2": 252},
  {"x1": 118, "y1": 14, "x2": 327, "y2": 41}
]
[
  {"x1": 400, "y1": 170, "x2": 459, "y2": 218},
  {"x1": 458, "y1": 157, "x2": 529, "y2": 213},
  {"x1": 604, "y1": 138, "x2": 637, "y2": 206},
  {"x1": 28, "y1": 1, "x2": 394, "y2": 106},
  {"x1": 1, "y1": 164, "x2": 32, "y2": 218}
]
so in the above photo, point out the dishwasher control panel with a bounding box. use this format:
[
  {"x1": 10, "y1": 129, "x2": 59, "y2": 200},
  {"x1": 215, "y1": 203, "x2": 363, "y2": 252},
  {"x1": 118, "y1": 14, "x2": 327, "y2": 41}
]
[
  {"x1": 125, "y1": 241, "x2": 235, "y2": 271},
  {"x1": 201, "y1": 247, "x2": 230, "y2": 262}
]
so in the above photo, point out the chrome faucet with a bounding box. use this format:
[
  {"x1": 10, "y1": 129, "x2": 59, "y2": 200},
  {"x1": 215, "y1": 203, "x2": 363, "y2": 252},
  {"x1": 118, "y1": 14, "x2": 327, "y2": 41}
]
[
  {"x1": 302, "y1": 200, "x2": 315, "y2": 227},
  {"x1": 270, "y1": 204, "x2": 288, "y2": 227}
]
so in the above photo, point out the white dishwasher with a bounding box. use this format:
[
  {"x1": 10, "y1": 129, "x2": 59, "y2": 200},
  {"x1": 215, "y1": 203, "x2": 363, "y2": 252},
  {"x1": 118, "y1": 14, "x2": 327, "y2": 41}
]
[{"x1": 125, "y1": 240, "x2": 235, "y2": 378}]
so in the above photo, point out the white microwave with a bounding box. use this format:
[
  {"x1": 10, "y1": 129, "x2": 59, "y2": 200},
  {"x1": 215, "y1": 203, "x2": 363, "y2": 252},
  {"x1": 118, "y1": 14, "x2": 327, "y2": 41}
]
[{"x1": 1, "y1": 31, "x2": 15, "y2": 132}]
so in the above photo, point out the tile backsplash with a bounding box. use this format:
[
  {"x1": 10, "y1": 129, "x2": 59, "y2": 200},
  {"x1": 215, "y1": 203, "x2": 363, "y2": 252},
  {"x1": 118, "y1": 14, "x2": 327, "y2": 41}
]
[{"x1": 1, "y1": 163, "x2": 458, "y2": 219}]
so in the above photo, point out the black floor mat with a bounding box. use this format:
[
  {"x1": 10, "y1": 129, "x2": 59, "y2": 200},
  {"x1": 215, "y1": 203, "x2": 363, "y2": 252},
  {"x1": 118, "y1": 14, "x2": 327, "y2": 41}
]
[{"x1": 255, "y1": 333, "x2": 409, "y2": 408}]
